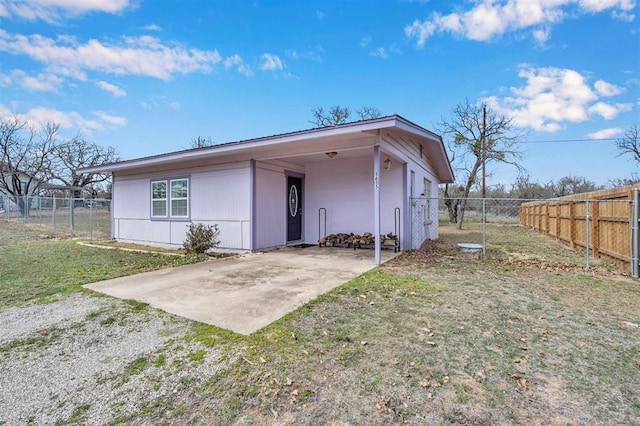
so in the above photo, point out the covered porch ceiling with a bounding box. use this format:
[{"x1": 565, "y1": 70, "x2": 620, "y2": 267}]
[{"x1": 253, "y1": 133, "x2": 386, "y2": 166}]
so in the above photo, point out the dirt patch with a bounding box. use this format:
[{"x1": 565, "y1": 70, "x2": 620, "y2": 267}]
[{"x1": 386, "y1": 238, "x2": 465, "y2": 267}]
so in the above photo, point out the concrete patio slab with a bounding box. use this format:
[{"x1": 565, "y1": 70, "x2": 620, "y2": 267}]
[{"x1": 83, "y1": 247, "x2": 399, "y2": 335}]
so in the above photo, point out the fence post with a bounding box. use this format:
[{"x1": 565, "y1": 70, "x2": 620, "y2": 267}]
[
  {"x1": 53, "y1": 195, "x2": 56, "y2": 230},
  {"x1": 585, "y1": 200, "x2": 590, "y2": 269},
  {"x1": 569, "y1": 202, "x2": 575, "y2": 248},
  {"x1": 409, "y1": 198, "x2": 413, "y2": 249},
  {"x1": 632, "y1": 189, "x2": 639, "y2": 279},
  {"x1": 591, "y1": 200, "x2": 599, "y2": 258},
  {"x1": 482, "y1": 198, "x2": 486, "y2": 257},
  {"x1": 555, "y1": 202, "x2": 561, "y2": 240},
  {"x1": 544, "y1": 202, "x2": 549, "y2": 234},
  {"x1": 537, "y1": 204, "x2": 542, "y2": 232},
  {"x1": 89, "y1": 202, "x2": 93, "y2": 241},
  {"x1": 69, "y1": 198, "x2": 74, "y2": 232}
]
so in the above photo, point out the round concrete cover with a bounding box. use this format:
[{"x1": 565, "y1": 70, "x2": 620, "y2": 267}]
[{"x1": 457, "y1": 243, "x2": 483, "y2": 253}]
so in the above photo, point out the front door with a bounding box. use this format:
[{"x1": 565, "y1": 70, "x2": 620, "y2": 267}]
[{"x1": 287, "y1": 176, "x2": 302, "y2": 241}]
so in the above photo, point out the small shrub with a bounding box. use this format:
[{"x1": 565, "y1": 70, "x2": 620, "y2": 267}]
[{"x1": 183, "y1": 223, "x2": 220, "y2": 254}]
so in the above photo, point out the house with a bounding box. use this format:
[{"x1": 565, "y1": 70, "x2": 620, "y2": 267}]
[
  {"x1": 0, "y1": 169, "x2": 42, "y2": 212},
  {"x1": 78, "y1": 115, "x2": 454, "y2": 263}
]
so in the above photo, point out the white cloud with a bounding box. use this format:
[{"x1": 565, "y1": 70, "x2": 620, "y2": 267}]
[
  {"x1": 137, "y1": 98, "x2": 189, "y2": 111},
  {"x1": 588, "y1": 127, "x2": 623, "y2": 139},
  {"x1": 0, "y1": 0, "x2": 132, "y2": 24},
  {"x1": 0, "y1": 73, "x2": 10, "y2": 86},
  {"x1": 96, "y1": 80, "x2": 126, "y2": 97},
  {"x1": 578, "y1": 0, "x2": 635, "y2": 13},
  {"x1": 612, "y1": 10, "x2": 635, "y2": 21},
  {"x1": 360, "y1": 35, "x2": 371, "y2": 48},
  {"x1": 285, "y1": 46, "x2": 323, "y2": 63},
  {"x1": 20, "y1": 71, "x2": 63, "y2": 91},
  {"x1": 1, "y1": 69, "x2": 63, "y2": 92},
  {"x1": 484, "y1": 65, "x2": 633, "y2": 132},
  {"x1": 305, "y1": 46, "x2": 323, "y2": 63},
  {"x1": 594, "y1": 79, "x2": 624, "y2": 96},
  {"x1": 0, "y1": 104, "x2": 127, "y2": 134},
  {"x1": 0, "y1": 30, "x2": 224, "y2": 80},
  {"x1": 588, "y1": 101, "x2": 632, "y2": 119},
  {"x1": 532, "y1": 26, "x2": 551, "y2": 44},
  {"x1": 142, "y1": 23, "x2": 161, "y2": 31},
  {"x1": 370, "y1": 47, "x2": 388, "y2": 58},
  {"x1": 92, "y1": 110, "x2": 127, "y2": 126},
  {"x1": 587, "y1": 102, "x2": 618, "y2": 119},
  {"x1": 316, "y1": 10, "x2": 325, "y2": 19},
  {"x1": 223, "y1": 54, "x2": 253, "y2": 77},
  {"x1": 405, "y1": 19, "x2": 437, "y2": 46},
  {"x1": 260, "y1": 53, "x2": 284, "y2": 71},
  {"x1": 405, "y1": 0, "x2": 636, "y2": 46}
]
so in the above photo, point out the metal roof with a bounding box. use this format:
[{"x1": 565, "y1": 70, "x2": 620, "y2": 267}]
[{"x1": 78, "y1": 114, "x2": 454, "y2": 182}]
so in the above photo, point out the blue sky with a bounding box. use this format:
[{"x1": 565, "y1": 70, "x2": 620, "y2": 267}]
[{"x1": 0, "y1": 0, "x2": 638, "y2": 187}]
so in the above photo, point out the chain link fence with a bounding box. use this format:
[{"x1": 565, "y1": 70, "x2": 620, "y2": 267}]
[
  {"x1": 411, "y1": 196, "x2": 637, "y2": 276},
  {"x1": 0, "y1": 195, "x2": 112, "y2": 240}
]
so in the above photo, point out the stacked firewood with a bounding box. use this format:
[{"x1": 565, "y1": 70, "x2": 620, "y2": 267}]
[{"x1": 319, "y1": 232, "x2": 398, "y2": 249}]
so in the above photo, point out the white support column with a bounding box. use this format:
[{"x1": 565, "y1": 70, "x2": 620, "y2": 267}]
[{"x1": 374, "y1": 145, "x2": 381, "y2": 265}]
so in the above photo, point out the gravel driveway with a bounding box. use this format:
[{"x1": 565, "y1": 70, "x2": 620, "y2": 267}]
[{"x1": 0, "y1": 294, "x2": 230, "y2": 425}]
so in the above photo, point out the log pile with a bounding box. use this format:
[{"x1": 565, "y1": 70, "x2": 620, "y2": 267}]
[{"x1": 319, "y1": 232, "x2": 399, "y2": 251}]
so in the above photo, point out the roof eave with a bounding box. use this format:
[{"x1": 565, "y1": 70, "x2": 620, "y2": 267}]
[{"x1": 77, "y1": 115, "x2": 402, "y2": 174}]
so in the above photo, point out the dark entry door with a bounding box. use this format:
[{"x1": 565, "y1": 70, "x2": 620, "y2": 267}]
[{"x1": 287, "y1": 176, "x2": 303, "y2": 241}]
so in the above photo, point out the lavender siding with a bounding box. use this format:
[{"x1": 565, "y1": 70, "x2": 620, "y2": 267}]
[
  {"x1": 404, "y1": 163, "x2": 439, "y2": 248},
  {"x1": 112, "y1": 162, "x2": 251, "y2": 250},
  {"x1": 381, "y1": 135, "x2": 440, "y2": 248},
  {"x1": 304, "y1": 155, "x2": 404, "y2": 247},
  {"x1": 254, "y1": 163, "x2": 286, "y2": 249}
]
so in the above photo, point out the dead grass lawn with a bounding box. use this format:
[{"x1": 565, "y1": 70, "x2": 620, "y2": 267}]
[
  {"x1": 2, "y1": 220, "x2": 637, "y2": 424},
  {"x1": 142, "y1": 223, "x2": 640, "y2": 425}
]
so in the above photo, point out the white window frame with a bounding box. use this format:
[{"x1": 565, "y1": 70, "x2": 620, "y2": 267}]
[
  {"x1": 169, "y1": 178, "x2": 189, "y2": 218},
  {"x1": 151, "y1": 180, "x2": 168, "y2": 218},
  {"x1": 151, "y1": 178, "x2": 189, "y2": 219}
]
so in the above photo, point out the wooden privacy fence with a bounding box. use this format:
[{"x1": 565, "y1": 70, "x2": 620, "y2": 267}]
[{"x1": 520, "y1": 185, "x2": 639, "y2": 275}]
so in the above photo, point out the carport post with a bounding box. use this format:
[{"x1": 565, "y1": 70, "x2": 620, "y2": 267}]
[
  {"x1": 374, "y1": 145, "x2": 381, "y2": 265},
  {"x1": 632, "y1": 188, "x2": 639, "y2": 279}
]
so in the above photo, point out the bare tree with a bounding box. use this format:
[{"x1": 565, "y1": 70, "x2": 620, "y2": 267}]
[
  {"x1": 616, "y1": 124, "x2": 640, "y2": 163},
  {"x1": 510, "y1": 174, "x2": 552, "y2": 199},
  {"x1": 49, "y1": 136, "x2": 118, "y2": 200},
  {"x1": 309, "y1": 105, "x2": 382, "y2": 127},
  {"x1": 440, "y1": 99, "x2": 524, "y2": 228},
  {"x1": 608, "y1": 176, "x2": 640, "y2": 188},
  {"x1": 189, "y1": 136, "x2": 215, "y2": 148},
  {"x1": 355, "y1": 106, "x2": 382, "y2": 120},
  {"x1": 0, "y1": 116, "x2": 58, "y2": 214},
  {"x1": 551, "y1": 176, "x2": 601, "y2": 197}
]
